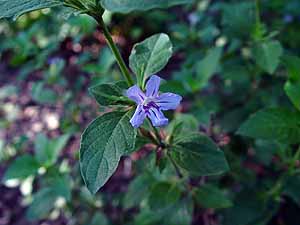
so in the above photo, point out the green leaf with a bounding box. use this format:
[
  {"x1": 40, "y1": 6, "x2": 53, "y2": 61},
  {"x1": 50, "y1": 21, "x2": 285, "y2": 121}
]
[
  {"x1": 31, "y1": 82, "x2": 58, "y2": 105},
  {"x1": 101, "y1": 0, "x2": 193, "y2": 13},
  {"x1": 222, "y1": 2, "x2": 255, "y2": 38},
  {"x1": 196, "y1": 47, "x2": 223, "y2": 89},
  {"x1": 148, "y1": 181, "x2": 181, "y2": 210},
  {"x1": 170, "y1": 133, "x2": 229, "y2": 176},
  {"x1": 3, "y1": 155, "x2": 40, "y2": 181},
  {"x1": 89, "y1": 81, "x2": 129, "y2": 106},
  {"x1": 166, "y1": 114, "x2": 199, "y2": 143},
  {"x1": 0, "y1": 0, "x2": 63, "y2": 20},
  {"x1": 26, "y1": 188, "x2": 58, "y2": 221},
  {"x1": 124, "y1": 173, "x2": 155, "y2": 209},
  {"x1": 283, "y1": 55, "x2": 300, "y2": 81},
  {"x1": 129, "y1": 33, "x2": 172, "y2": 86},
  {"x1": 284, "y1": 80, "x2": 300, "y2": 111},
  {"x1": 237, "y1": 108, "x2": 300, "y2": 144},
  {"x1": 222, "y1": 190, "x2": 269, "y2": 225},
  {"x1": 27, "y1": 172, "x2": 71, "y2": 220},
  {"x1": 283, "y1": 55, "x2": 300, "y2": 111},
  {"x1": 134, "y1": 199, "x2": 193, "y2": 225},
  {"x1": 253, "y1": 40, "x2": 283, "y2": 74},
  {"x1": 34, "y1": 133, "x2": 70, "y2": 167},
  {"x1": 283, "y1": 175, "x2": 300, "y2": 206},
  {"x1": 80, "y1": 110, "x2": 137, "y2": 194},
  {"x1": 194, "y1": 184, "x2": 232, "y2": 209},
  {"x1": 90, "y1": 212, "x2": 109, "y2": 225}
]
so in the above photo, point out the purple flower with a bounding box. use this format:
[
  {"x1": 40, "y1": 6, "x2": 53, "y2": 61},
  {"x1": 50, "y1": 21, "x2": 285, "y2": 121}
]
[{"x1": 126, "y1": 75, "x2": 182, "y2": 128}]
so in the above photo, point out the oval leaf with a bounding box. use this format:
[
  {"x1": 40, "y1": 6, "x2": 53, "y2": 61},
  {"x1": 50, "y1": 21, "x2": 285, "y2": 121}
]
[
  {"x1": 129, "y1": 33, "x2": 173, "y2": 86},
  {"x1": 194, "y1": 184, "x2": 232, "y2": 209},
  {"x1": 170, "y1": 133, "x2": 229, "y2": 176},
  {"x1": 253, "y1": 40, "x2": 283, "y2": 74},
  {"x1": 237, "y1": 108, "x2": 300, "y2": 144},
  {"x1": 80, "y1": 110, "x2": 137, "y2": 194},
  {"x1": 101, "y1": 0, "x2": 193, "y2": 13},
  {"x1": 0, "y1": 0, "x2": 63, "y2": 20},
  {"x1": 89, "y1": 81, "x2": 129, "y2": 106},
  {"x1": 3, "y1": 155, "x2": 40, "y2": 182}
]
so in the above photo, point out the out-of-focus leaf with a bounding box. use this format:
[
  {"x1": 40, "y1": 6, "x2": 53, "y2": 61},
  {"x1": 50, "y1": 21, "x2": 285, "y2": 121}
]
[
  {"x1": 194, "y1": 184, "x2": 232, "y2": 209},
  {"x1": 148, "y1": 181, "x2": 181, "y2": 210},
  {"x1": 90, "y1": 212, "x2": 109, "y2": 225},
  {"x1": 124, "y1": 173, "x2": 155, "y2": 209},
  {"x1": 34, "y1": 133, "x2": 70, "y2": 167},
  {"x1": 3, "y1": 155, "x2": 40, "y2": 181},
  {"x1": 27, "y1": 172, "x2": 71, "y2": 220},
  {"x1": 284, "y1": 175, "x2": 300, "y2": 206},
  {"x1": 195, "y1": 47, "x2": 223, "y2": 89},
  {"x1": 31, "y1": 82, "x2": 58, "y2": 105},
  {"x1": 237, "y1": 108, "x2": 300, "y2": 144},
  {"x1": 222, "y1": 2, "x2": 255, "y2": 38},
  {"x1": 283, "y1": 55, "x2": 300, "y2": 110},
  {"x1": 26, "y1": 188, "x2": 58, "y2": 221},
  {"x1": 253, "y1": 40, "x2": 283, "y2": 74}
]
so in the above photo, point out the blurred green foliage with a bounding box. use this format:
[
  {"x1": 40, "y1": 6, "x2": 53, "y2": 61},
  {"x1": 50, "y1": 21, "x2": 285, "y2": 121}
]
[{"x1": 0, "y1": 0, "x2": 300, "y2": 225}]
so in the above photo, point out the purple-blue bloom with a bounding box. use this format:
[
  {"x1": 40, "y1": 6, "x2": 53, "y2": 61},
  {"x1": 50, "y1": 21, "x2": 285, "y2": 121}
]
[{"x1": 126, "y1": 75, "x2": 182, "y2": 128}]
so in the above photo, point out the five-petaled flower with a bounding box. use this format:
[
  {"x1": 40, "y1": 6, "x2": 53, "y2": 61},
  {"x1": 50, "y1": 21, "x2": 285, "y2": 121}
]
[{"x1": 126, "y1": 75, "x2": 182, "y2": 128}]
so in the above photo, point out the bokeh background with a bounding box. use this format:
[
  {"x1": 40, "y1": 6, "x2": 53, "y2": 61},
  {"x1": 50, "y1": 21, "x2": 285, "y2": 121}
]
[{"x1": 1, "y1": 0, "x2": 300, "y2": 224}]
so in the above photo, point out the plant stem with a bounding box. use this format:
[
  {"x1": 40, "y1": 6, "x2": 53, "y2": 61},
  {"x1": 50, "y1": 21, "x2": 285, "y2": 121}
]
[
  {"x1": 93, "y1": 15, "x2": 134, "y2": 86},
  {"x1": 255, "y1": 0, "x2": 261, "y2": 25},
  {"x1": 167, "y1": 152, "x2": 183, "y2": 179},
  {"x1": 147, "y1": 118, "x2": 164, "y2": 146},
  {"x1": 288, "y1": 146, "x2": 300, "y2": 175}
]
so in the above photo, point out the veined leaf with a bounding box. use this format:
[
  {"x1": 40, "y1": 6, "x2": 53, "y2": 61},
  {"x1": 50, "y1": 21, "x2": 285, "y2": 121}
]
[
  {"x1": 101, "y1": 0, "x2": 193, "y2": 13},
  {"x1": 194, "y1": 184, "x2": 232, "y2": 209},
  {"x1": 0, "y1": 0, "x2": 63, "y2": 20},
  {"x1": 253, "y1": 40, "x2": 283, "y2": 74},
  {"x1": 129, "y1": 33, "x2": 172, "y2": 87},
  {"x1": 170, "y1": 133, "x2": 229, "y2": 176},
  {"x1": 89, "y1": 81, "x2": 129, "y2": 106},
  {"x1": 80, "y1": 110, "x2": 137, "y2": 194},
  {"x1": 237, "y1": 108, "x2": 300, "y2": 144}
]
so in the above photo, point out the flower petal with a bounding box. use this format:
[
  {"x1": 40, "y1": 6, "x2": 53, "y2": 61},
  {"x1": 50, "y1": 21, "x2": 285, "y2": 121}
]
[
  {"x1": 156, "y1": 93, "x2": 182, "y2": 111},
  {"x1": 146, "y1": 75, "x2": 161, "y2": 97},
  {"x1": 147, "y1": 107, "x2": 168, "y2": 127},
  {"x1": 126, "y1": 85, "x2": 145, "y2": 104},
  {"x1": 130, "y1": 105, "x2": 146, "y2": 128}
]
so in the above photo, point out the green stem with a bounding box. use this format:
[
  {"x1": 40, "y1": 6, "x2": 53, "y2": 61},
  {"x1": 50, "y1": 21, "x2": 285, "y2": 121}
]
[
  {"x1": 167, "y1": 152, "x2": 183, "y2": 179},
  {"x1": 93, "y1": 15, "x2": 134, "y2": 86},
  {"x1": 255, "y1": 0, "x2": 261, "y2": 25},
  {"x1": 288, "y1": 146, "x2": 300, "y2": 175},
  {"x1": 147, "y1": 118, "x2": 163, "y2": 146}
]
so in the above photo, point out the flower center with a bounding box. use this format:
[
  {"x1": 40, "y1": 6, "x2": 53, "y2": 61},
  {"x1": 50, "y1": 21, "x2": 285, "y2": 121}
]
[{"x1": 142, "y1": 97, "x2": 158, "y2": 113}]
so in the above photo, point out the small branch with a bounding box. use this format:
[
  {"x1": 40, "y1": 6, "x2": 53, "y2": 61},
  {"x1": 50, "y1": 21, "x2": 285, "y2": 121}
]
[
  {"x1": 92, "y1": 15, "x2": 134, "y2": 86},
  {"x1": 255, "y1": 0, "x2": 261, "y2": 26},
  {"x1": 167, "y1": 152, "x2": 183, "y2": 179}
]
